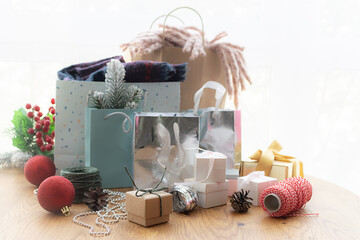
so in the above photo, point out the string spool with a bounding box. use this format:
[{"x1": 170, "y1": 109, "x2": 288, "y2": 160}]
[
  {"x1": 61, "y1": 167, "x2": 102, "y2": 203},
  {"x1": 170, "y1": 185, "x2": 198, "y2": 213},
  {"x1": 260, "y1": 177, "x2": 314, "y2": 217}
]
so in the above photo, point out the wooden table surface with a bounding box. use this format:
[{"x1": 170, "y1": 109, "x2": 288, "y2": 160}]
[{"x1": 0, "y1": 168, "x2": 359, "y2": 240}]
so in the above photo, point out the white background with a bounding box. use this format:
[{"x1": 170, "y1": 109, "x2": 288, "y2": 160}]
[{"x1": 0, "y1": 0, "x2": 359, "y2": 195}]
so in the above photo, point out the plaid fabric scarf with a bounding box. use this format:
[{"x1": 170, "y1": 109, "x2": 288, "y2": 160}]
[{"x1": 58, "y1": 56, "x2": 187, "y2": 82}]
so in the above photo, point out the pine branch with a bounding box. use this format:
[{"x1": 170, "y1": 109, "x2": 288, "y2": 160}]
[
  {"x1": 87, "y1": 58, "x2": 143, "y2": 109},
  {"x1": 104, "y1": 59, "x2": 126, "y2": 109}
]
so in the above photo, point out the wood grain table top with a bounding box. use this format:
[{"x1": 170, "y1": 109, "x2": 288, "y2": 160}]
[{"x1": 0, "y1": 168, "x2": 359, "y2": 240}]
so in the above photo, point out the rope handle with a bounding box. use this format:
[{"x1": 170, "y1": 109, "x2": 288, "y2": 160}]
[
  {"x1": 104, "y1": 112, "x2": 132, "y2": 133},
  {"x1": 162, "y1": 6, "x2": 205, "y2": 46},
  {"x1": 193, "y1": 81, "x2": 226, "y2": 115},
  {"x1": 150, "y1": 14, "x2": 185, "y2": 30}
]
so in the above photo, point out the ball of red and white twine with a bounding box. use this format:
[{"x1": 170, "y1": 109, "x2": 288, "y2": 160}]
[{"x1": 260, "y1": 177, "x2": 318, "y2": 217}]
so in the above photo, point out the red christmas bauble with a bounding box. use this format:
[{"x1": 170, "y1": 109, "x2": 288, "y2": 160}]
[
  {"x1": 37, "y1": 176, "x2": 75, "y2": 213},
  {"x1": 24, "y1": 155, "x2": 56, "y2": 186}
]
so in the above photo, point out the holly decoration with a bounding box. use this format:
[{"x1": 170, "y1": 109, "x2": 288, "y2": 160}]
[{"x1": 11, "y1": 98, "x2": 56, "y2": 158}]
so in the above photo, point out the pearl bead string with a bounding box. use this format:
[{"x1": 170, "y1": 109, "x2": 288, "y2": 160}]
[{"x1": 73, "y1": 189, "x2": 127, "y2": 237}]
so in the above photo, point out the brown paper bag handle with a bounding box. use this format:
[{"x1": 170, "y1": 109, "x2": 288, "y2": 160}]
[
  {"x1": 162, "y1": 6, "x2": 205, "y2": 46},
  {"x1": 150, "y1": 15, "x2": 185, "y2": 30}
]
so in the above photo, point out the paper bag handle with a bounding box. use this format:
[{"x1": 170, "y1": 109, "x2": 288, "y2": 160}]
[
  {"x1": 162, "y1": 7, "x2": 205, "y2": 46},
  {"x1": 150, "y1": 14, "x2": 185, "y2": 30},
  {"x1": 104, "y1": 112, "x2": 132, "y2": 133},
  {"x1": 193, "y1": 81, "x2": 226, "y2": 115}
]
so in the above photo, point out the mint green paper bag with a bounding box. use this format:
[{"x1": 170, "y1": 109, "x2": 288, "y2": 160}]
[{"x1": 85, "y1": 108, "x2": 138, "y2": 188}]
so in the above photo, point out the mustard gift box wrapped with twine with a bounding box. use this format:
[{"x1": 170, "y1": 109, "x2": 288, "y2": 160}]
[{"x1": 240, "y1": 140, "x2": 304, "y2": 181}]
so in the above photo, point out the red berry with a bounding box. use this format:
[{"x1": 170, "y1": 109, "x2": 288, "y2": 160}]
[
  {"x1": 34, "y1": 116, "x2": 40, "y2": 122},
  {"x1": 51, "y1": 98, "x2": 55, "y2": 104},
  {"x1": 50, "y1": 109, "x2": 55, "y2": 115},
  {"x1": 36, "y1": 131, "x2": 43, "y2": 138},
  {"x1": 40, "y1": 146, "x2": 46, "y2": 152},
  {"x1": 43, "y1": 127, "x2": 49, "y2": 133},
  {"x1": 44, "y1": 116, "x2": 50, "y2": 121},
  {"x1": 52, "y1": 116, "x2": 55, "y2": 122},
  {"x1": 34, "y1": 105, "x2": 40, "y2": 112},
  {"x1": 27, "y1": 112, "x2": 34, "y2": 118},
  {"x1": 35, "y1": 123, "x2": 42, "y2": 130},
  {"x1": 37, "y1": 112, "x2": 43, "y2": 117},
  {"x1": 48, "y1": 106, "x2": 53, "y2": 111},
  {"x1": 36, "y1": 138, "x2": 43, "y2": 147},
  {"x1": 50, "y1": 140, "x2": 54, "y2": 145},
  {"x1": 51, "y1": 132, "x2": 55, "y2": 138},
  {"x1": 44, "y1": 120, "x2": 51, "y2": 127},
  {"x1": 45, "y1": 137, "x2": 52, "y2": 143},
  {"x1": 45, "y1": 144, "x2": 53, "y2": 151},
  {"x1": 25, "y1": 104, "x2": 32, "y2": 109},
  {"x1": 27, "y1": 128, "x2": 35, "y2": 134}
]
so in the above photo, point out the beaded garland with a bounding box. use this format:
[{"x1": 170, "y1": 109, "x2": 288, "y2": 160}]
[{"x1": 73, "y1": 189, "x2": 127, "y2": 237}]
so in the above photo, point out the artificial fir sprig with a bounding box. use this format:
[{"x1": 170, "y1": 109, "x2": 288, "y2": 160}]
[{"x1": 87, "y1": 59, "x2": 143, "y2": 109}]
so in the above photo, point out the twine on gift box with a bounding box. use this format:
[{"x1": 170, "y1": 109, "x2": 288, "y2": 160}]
[
  {"x1": 61, "y1": 167, "x2": 102, "y2": 203},
  {"x1": 124, "y1": 165, "x2": 168, "y2": 216},
  {"x1": 260, "y1": 177, "x2": 319, "y2": 217}
]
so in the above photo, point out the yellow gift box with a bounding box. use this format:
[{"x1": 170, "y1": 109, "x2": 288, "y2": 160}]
[{"x1": 240, "y1": 140, "x2": 304, "y2": 181}]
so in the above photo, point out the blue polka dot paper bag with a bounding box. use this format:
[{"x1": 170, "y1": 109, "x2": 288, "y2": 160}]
[{"x1": 54, "y1": 80, "x2": 180, "y2": 173}]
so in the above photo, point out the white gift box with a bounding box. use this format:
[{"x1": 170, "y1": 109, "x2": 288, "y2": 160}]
[
  {"x1": 226, "y1": 169, "x2": 239, "y2": 196},
  {"x1": 237, "y1": 174, "x2": 277, "y2": 206},
  {"x1": 194, "y1": 151, "x2": 226, "y2": 183},
  {"x1": 185, "y1": 178, "x2": 228, "y2": 208}
]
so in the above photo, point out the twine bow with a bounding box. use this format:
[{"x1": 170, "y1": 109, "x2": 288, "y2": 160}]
[
  {"x1": 124, "y1": 166, "x2": 168, "y2": 216},
  {"x1": 250, "y1": 140, "x2": 304, "y2": 177}
]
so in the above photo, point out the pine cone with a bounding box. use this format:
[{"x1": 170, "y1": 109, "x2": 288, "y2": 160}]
[
  {"x1": 230, "y1": 189, "x2": 253, "y2": 212},
  {"x1": 83, "y1": 187, "x2": 108, "y2": 211}
]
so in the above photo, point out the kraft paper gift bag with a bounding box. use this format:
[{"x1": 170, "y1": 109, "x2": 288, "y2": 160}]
[
  {"x1": 55, "y1": 80, "x2": 180, "y2": 172},
  {"x1": 85, "y1": 108, "x2": 138, "y2": 188},
  {"x1": 122, "y1": 7, "x2": 251, "y2": 111},
  {"x1": 134, "y1": 112, "x2": 199, "y2": 189},
  {"x1": 191, "y1": 81, "x2": 241, "y2": 169}
]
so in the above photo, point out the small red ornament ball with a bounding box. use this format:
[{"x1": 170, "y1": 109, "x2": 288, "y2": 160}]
[
  {"x1": 37, "y1": 176, "x2": 75, "y2": 213},
  {"x1": 24, "y1": 155, "x2": 56, "y2": 186}
]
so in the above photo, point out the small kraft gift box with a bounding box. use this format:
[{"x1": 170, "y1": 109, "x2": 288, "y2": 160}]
[
  {"x1": 237, "y1": 171, "x2": 278, "y2": 206},
  {"x1": 194, "y1": 151, "x2": 227, "y2": 183},
  {"x1": 240, "y1": 140, "x2": 304, "y2": 181},
  {"x1": 124, "y1": 166, "x2": 172, "y2": 227},
  {"x1": 185, "y1": 178, "x2": 228, "y2": 208},
  {"x1": 126, "y1": 191, "x2": 172, "y2": 227}
]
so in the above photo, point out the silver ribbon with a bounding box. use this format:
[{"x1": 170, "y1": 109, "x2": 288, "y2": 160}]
[{"x1": 170, "y1": 185, "x2": 198, "y2": 213}]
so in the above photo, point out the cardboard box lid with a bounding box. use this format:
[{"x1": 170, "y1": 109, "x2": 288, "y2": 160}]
[
  {"x1": 250, "y1": 175, "x2": 278, "y2": 183},
  {"x1": 184, "y1": 178, "x2": 228, "y2": 193},
  {"x1": 226, "y1": 169, "x2": 239, "y2": 179},
  {"x1": 196, "y1": 151, "x2": 227, "y2": 160},
  {"x1": 126, "y1": 191, "x2": 172, "y2": 219}
]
